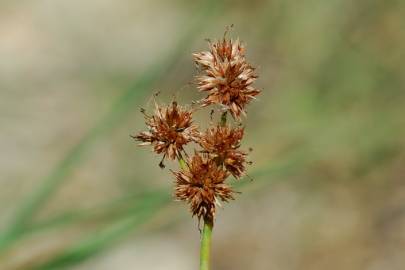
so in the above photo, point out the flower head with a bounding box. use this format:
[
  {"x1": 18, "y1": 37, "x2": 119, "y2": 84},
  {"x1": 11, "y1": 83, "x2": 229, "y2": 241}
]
[
  {"x1": 193, "y1": 38, "x2": 260, "y2": 119},
  {"x1": 199, "y1": 125, "x2": 247, "y2": 178},
  {"x1": 173, "y1": 153, "x2": 234, "y2": 221},
  {"x1": 133, "y1": 101, "x2": 199, "y2": 160}
]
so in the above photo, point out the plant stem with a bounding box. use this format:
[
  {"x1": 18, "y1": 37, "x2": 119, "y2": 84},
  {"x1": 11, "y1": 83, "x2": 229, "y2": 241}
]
[{"x1": 200, "y1": 218, "x2": 213, "y2": 270}]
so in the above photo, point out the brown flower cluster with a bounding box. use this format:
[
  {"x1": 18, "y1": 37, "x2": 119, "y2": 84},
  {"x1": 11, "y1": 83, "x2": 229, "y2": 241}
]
[
  {"x1": 133, "y1": 101, "x2": 199, "y2": 161},
  {"x1": 193, "y1": 38, "x2": 260, "y2": 119},
  {"x1": 173, "y1": 153, "x2": 234, "y2": 221},
  {"x1": 133, "y1": 32, "x2": 260, "y2": 223},
  {"x1": 199, "y1": 125, "x2": 246, "y2": 178}
]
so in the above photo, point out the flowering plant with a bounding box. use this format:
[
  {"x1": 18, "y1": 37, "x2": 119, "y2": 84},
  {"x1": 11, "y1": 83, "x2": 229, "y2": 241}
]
[{"x1": 133, "y1": 30, "x2": 260, "y2": 270}]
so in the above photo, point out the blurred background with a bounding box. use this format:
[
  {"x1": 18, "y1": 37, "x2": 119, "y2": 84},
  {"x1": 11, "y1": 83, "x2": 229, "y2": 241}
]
[{"x1": 1, "y1": 0, "x2": 405, "y2": 269}]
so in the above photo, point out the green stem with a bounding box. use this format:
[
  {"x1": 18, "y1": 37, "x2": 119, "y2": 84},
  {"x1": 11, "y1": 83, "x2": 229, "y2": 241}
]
[{"x1": 200, "y1": 219, "x2": 213, "y2": 270}]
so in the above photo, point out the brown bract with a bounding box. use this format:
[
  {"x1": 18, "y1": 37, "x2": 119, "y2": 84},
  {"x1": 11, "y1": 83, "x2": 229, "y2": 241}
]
[
  {"x1": 199, "y1": 125, "x2": 247, "y2": 178},
  {"x1": 133, "y1": 101, "x2": 199, "y2": 160},
  {"x1": 193, "y1": 38, "x2": 260, "y2": 119},
  {"x1": 173, "y1": 153, "x2": 234, "y2": 221}
]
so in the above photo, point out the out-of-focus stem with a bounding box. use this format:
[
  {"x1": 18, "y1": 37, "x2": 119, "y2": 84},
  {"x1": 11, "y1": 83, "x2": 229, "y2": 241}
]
[{"x1": 200, "y1": 218, "x2": 213, "y2": 270}]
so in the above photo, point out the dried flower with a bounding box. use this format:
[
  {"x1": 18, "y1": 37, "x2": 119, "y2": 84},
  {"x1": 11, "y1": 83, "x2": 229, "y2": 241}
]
[
  {"x1": 133, "y1": 101, "x2": 199, "y2": 160},
  {"x1": 193, "y1": 38, "x2": 260, "y2": 119},
  {"x1": 199, "y1": 125, "x2": 247, "y2": 178},
  {"x1": 173, "y1": 153, "x2": 234, "y2": 221}
]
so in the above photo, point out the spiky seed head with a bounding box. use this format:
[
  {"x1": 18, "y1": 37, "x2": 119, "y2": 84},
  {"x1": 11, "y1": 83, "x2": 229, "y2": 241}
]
[
  {"x1": 173, "y1": 153, "x2": 234, "y2": 221},
  {"x1": 199, "y1": 125, "x2": 247, "y2": 178},
  {"x1": 133, "y1": 101, "x2": 199, "y2": 160},
  {"x1": 193, "y1": 38, "x2": 260, "y2": 119}
]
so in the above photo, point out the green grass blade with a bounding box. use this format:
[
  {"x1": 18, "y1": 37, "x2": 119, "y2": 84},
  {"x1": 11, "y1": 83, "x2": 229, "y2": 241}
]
[{"x1": 30, "y1": 196, "x2": 168, "y2": 270}]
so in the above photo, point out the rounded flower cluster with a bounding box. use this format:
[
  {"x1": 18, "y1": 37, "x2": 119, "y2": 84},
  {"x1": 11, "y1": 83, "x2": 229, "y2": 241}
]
[
  {"x1": 173, "y1": 153, "x2": 234, "y2": 221},
  {"x1": 199, "y1": 125, "x2": 247, "y2": 178},
  {"x1": 193, "y1": 38, "x2": 260, "y2": 119},
  {"x1": 133, "y1": 101, "x2": 199, "y2": 161}
]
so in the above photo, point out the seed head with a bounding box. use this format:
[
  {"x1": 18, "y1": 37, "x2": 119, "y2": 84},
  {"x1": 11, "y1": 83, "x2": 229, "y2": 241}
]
[
  {"x1": 199, "y1": 125, "x2": 247, "y2": 178},
  {"x1": 193, "y1": 38, "x2": 260, "y2": 119},
  {"x1": 133, "y1": 101, "x2": 199, "y2": 160},
  {"x1": 173, "y1": 153, "x2": 234, "y2": 221}
]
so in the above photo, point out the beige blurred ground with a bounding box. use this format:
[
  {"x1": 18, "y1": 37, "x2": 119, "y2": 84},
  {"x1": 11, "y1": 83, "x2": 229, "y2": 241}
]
[{"x1": 1, "y1": 0, "x2": 405, "y2": 269}]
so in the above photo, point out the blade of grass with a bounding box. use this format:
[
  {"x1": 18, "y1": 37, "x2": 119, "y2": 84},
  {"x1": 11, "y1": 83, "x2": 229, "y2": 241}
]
[
  {"x1": 0, "y1": 0, "x2": 223, "y2": 251},
  {"x1": 26, "y1": 190, "x2": 170, "y2": 234},
  {"x1": 29, "y1": 195, "x2": 168, "y2": 270}
]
